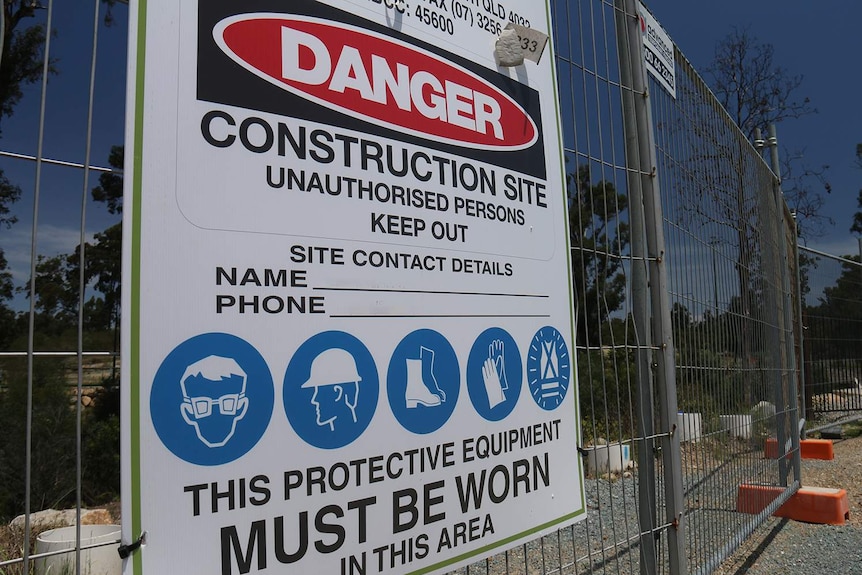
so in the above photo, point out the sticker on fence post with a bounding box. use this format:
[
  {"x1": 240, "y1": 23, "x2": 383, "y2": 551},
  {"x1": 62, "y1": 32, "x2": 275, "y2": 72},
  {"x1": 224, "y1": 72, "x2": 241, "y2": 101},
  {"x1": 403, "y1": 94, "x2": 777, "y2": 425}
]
[
  {"x1": 638, "y1": 2, "x2": 677, "y2": 98},
  {"x1": 121, "y1": 0, "x2": 585, "y2": 573}
]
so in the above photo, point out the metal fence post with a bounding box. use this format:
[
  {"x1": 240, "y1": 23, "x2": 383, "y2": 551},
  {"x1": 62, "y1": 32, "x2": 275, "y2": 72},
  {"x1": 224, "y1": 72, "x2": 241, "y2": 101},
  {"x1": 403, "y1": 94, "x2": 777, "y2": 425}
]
[
  {"x1": 758, "y1": 127, "x2": 789, "y2": 487},
  {"x1": 621, "y1": 1, "x2": 687, "y2": 574},
  {"x1": 767, "y1": 124, "x2": 802, "y2": 484},
  {"x1": 614, "y1": 3, "x2": 658, "y2": 573},
  {"x1": 795, "y1": 217, "x2": 808, "y2": 439}
]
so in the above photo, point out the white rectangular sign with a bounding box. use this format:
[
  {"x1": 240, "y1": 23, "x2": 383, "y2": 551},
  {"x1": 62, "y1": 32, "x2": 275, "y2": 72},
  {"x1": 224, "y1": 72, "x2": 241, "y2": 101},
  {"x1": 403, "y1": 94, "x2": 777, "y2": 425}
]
[
  {"x1": 638, "y1": 3, "x2": 676, "y2": 98},
  {"x1": 121, "y1": 1, "x2": 585, "y2": 573}
]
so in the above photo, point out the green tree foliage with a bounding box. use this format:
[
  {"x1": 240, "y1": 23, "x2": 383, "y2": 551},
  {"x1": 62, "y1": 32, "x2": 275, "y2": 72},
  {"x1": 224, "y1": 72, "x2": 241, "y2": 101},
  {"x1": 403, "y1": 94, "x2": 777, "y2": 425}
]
[
  {"x1": 15, "y1": 147, "x2": 124, "y2": 333},
  {"x1": 0, "y1": 357, "x2": 76, "y2": 521},
  {"x1": 805, "y1": 256, "x2": 862, "y2": 364},
  {"x1": 0, "y1": 154, "x2": 22, "y2": 338},
  {"x1": 0, "y1": 1, "x2": 124, "y2": 522},
  {"x1": 82, "y1": 223, "x2": 122, "y2": 329},
  {"x1": 0, "y1": 0, "x2": 54, "y2": 131},
  {"x1": 81, "y1": 380, "x2": 120, "y2": 503},
  {"x1": 0, "y1": 359, "x2": 120, "y2": 521},
  {"x1": 0, "y1": 145, "x2": 125, "y2": 520},
  {"x1": 30, "y1": 253, "x2": 80, "y2": 329},
  {"x1": 84, "y1": 146, "x2": 123, "y2": 330},
  {"x1": 567, "y1": 163, "x2": 629, "y2": 347},
  {"x1": 0, "y1": 0, "x2": 58, "y2": 342},
  {"x1": 851, "y1": 144, "x2": 862, "y2": 236},
  {"x1": 0, "y1": 179, "x2": 19, "y2": 346},
  {"x1": 578, "y1": 344, "x2": 636, "y2": 445},
  {"x1": 567, "y1": 162, "x2": 634, "y2": 443},
  {"x1": 0, "y1": 168, "x2": 19, "y2": 230},
  {"x1": 90, "y1": 145, "x2": 123, "y2": 215}
]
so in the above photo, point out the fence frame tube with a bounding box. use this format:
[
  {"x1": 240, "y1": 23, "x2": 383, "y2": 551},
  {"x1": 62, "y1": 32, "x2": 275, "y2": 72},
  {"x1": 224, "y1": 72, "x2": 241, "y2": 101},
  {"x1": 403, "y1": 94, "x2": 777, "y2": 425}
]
[
  {"x1": 620, "y1": 1, "x2": 687, "y2": 574},
  {"x1": 614, "y1": 2, "x2": 658, "y2": 574},
  {"x1": 768, "y1": 124, "x2": 802, "y2": 485}
]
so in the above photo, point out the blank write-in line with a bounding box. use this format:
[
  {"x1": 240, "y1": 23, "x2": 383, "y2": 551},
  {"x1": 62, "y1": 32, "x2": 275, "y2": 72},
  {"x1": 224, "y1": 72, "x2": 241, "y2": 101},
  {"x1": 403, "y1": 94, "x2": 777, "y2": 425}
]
[
  {"x1": 315, "y1": 287, "x2": 549, "y2": 298},
  {"x1": 329, "y1": 314, "x2": 552, "y2": 319}
]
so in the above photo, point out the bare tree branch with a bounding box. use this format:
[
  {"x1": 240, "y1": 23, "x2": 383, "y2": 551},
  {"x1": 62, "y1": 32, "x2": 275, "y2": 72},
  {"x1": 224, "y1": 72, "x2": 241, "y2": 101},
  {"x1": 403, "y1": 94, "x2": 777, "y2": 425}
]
[{"x1": 706, "y1": 27, "x2": 815, "y2": 140}]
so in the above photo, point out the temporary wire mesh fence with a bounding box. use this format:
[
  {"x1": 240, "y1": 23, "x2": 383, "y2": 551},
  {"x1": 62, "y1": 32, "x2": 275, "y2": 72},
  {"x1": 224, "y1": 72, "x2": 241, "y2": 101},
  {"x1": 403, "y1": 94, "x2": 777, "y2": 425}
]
[
  {"x1": 0, "y1": 0, "x2": 126, "y2": 573},
  {"x1": 649, "y1": 46, "x2": 802, "y2": 574},
  {"x1": 0, "y1": 0, "x2": 841, "y2": 574},
  {"x1": 798, "y1": 245, "x2": 862, "y2": 427}
]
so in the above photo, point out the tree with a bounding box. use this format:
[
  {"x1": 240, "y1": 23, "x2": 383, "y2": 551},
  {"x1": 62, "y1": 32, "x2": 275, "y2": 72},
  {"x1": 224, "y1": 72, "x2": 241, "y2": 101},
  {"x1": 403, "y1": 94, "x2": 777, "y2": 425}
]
[
  {"x1": 85, "y1": 146, "x2": 123, "y2": 331},
  {"x1": 0, "y1": 170, "x2": 20, "y2": 343},
  {"x1": 0, "y1": 0, "x2": 54, "y2": 132},
  {"x1": 851, "y1": 144, "x2": 862, "y2": 237},
  {"x1": 0, "y1": 170, "x2": 17, "y2": 299},
  {"x1": 803, "y1": 255, "x2": 862, "y2": 395},
  {"x1": 90, "y1": 145, "x2": 123, "y2": 214},
  {"x1": 29, "y1": 253, "x2": 79, "y2": 326},
  {"x1": 567, "y1": 162, "x2": 629, "y2": 347},
  {"x1": 707, "y1": 28, "x2": 814, "y2": 141},
  {"x1": 707, "y1": 27, "x2": 830, "y2": 242},
  {"x1": 0, "y1": 355, "x2": 76, "y2": 521},
  {"x1": 0, "y1": 1, "x2": 125, "y2": 522},
  {"x1": 0, "y1": 0, "x2": 59, "y2": 343}
]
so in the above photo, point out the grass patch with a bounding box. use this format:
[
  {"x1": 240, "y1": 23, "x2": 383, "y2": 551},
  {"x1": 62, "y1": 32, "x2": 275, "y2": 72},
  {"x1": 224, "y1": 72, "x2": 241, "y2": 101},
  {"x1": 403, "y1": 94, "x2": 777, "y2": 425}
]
[
  {"x1": 1, "y1": 524, "x2": 31, "y2": 575},
  {"x1": 843, "y1": 421, "x2": 862, "y2": 438},
  {"x1": 0, "y1": 522, "x2": 71, "y2": 575}
]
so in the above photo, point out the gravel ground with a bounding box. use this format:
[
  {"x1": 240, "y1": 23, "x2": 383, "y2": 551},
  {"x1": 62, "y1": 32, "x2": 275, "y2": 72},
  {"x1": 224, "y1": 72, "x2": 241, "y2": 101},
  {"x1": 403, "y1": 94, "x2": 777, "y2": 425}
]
[
  {"x1": 450, "y1": 430, "x2": 862, "y2": 575},
  {"x1": 715, "y1": 432, "x2": 862, "y2": 575}
]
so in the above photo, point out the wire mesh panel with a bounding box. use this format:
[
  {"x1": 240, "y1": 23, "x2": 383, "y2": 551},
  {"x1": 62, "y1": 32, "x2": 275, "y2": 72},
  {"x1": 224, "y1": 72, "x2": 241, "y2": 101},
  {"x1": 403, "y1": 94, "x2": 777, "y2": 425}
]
[
  {"x1": 451, "y1": 0, "x2": 808, "y2": 573},
  {"x1": 0, "y1": 0, "x2": 126, "y2": 572},
  {"x1": 447, "y1": 1, "x2": 670, "y2": 574},
  {"x1": 799, "y1": 246, "x2": 862, "y2": 423},
  {"x1": 648, "y1": 43, "x2": 801, "y2": 575}
]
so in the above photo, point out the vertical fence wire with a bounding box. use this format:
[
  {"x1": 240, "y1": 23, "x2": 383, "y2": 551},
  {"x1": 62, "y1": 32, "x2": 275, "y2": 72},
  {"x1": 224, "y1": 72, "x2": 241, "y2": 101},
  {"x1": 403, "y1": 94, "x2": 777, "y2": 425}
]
[
  {"x1": 73, "y1": 1, "x2": 102, "y2": 574},
  {"x1": 0, "y1": 0, "x2": 124, "y2": 573},
  {"x1": 23, "y1": 1, "x2": 56, "y2": 573}
]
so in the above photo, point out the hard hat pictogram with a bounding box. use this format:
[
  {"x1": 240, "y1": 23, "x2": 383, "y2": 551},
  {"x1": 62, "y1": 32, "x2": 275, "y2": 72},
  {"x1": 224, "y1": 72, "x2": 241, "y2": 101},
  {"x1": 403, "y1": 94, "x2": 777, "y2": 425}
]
[{"x1": 302, "y1": 347, "x2": 362, "y2": 388}]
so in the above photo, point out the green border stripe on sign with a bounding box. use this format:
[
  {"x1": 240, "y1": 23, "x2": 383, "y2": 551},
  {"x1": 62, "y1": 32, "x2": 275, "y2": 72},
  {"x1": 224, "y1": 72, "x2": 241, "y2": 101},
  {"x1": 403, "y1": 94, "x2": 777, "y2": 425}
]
[
  {"x1": 407, "y1": 509, "x2": 586, "y2": 575},
  {"x1": 130, "y1": 0, "x2": 147, "y2": 572},
  {"x1": 544, "y1": 0, "x2": 589, "y2": 517}
]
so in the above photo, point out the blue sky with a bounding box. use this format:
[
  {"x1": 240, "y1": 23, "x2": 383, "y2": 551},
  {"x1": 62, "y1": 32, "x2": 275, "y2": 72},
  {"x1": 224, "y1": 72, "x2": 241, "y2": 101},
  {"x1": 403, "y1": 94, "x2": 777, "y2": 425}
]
[
  {"x1": 0, "y1": 1, "x2": 859, "y2": 310},
  {"x1": 0, "y1": 0, "x2": 128, "y2": 308},
  {"x1": 646, "y1": 0, "x2": 862, "y2": 258}
]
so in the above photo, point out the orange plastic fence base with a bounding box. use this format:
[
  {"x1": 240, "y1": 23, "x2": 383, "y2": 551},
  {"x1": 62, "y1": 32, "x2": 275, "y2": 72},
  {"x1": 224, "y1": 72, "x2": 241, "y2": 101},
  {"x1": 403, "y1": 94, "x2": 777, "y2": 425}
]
[
  {"x1": 736, "y1": 484, "x2": 849, "y2": 525},
  {"x1": 764, "y1": 438, "x2": 834, "y2": 460}
]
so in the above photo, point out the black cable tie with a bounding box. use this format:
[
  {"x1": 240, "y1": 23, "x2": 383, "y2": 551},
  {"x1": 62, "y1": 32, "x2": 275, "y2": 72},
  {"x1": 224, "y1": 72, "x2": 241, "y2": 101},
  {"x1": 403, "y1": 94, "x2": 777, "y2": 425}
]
[
  {"x1": 577, "y1": 445, "x2": 589, "y2": 456},
  {"x1": 118, "y1": 531, "x2": 147, "y2": 560}
]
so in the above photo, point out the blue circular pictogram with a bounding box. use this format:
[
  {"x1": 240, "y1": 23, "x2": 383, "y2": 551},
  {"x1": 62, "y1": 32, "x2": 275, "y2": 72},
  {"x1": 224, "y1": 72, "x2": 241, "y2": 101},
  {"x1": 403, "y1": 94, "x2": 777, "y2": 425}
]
[
  {"x1": 284, "y1": 331, "x2": 378, "y2": 450},
  {"x1": 466, "y1": 327, "x2": 522, "y2": 421},
  {"x1": 387, "y1": 329, "x2": 459, "y2": 434},
  {"x1": 526, "y1": 326, "x2": 571, "y2": 411},
  {"x1": 150, "y1": 333, "x2": 274, "y2": 466}
]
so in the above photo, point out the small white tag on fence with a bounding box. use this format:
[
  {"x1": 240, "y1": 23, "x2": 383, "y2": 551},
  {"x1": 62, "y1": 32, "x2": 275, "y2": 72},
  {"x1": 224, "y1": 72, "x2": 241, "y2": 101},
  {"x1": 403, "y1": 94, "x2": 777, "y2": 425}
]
[{"x1": 505, "y1": 23, "x2": 549, "y2": 64}]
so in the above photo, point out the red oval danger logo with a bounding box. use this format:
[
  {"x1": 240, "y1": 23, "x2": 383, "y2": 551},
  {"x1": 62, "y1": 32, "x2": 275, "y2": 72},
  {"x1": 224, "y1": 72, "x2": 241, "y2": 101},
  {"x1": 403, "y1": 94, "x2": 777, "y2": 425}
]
[{"x1": 213, "y1": 14, "x2": 539, "y2": 151}]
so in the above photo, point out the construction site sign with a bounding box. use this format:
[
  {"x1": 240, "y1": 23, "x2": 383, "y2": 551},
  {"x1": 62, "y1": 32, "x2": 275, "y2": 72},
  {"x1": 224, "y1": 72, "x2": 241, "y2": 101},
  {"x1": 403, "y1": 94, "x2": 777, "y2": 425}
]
[{"x1": 121, "y1": 0, "x2": 585, "y2": 573}]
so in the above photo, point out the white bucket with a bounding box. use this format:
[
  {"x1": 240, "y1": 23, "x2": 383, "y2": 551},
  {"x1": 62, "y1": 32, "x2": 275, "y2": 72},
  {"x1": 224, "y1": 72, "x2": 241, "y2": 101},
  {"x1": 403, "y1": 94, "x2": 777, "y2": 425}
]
[
  {"x1": 720, "y1": 414, "x2": 752, "y2": 438},
  {"x1": 585, "y1": 442, "x2": 632, "y2": 475},
  {"x1": 35, "y1": 525, "x2": 121, "y2": 575},
  {"x1": 677, "y1": 412, "x2": 702, "y2": 443}
]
